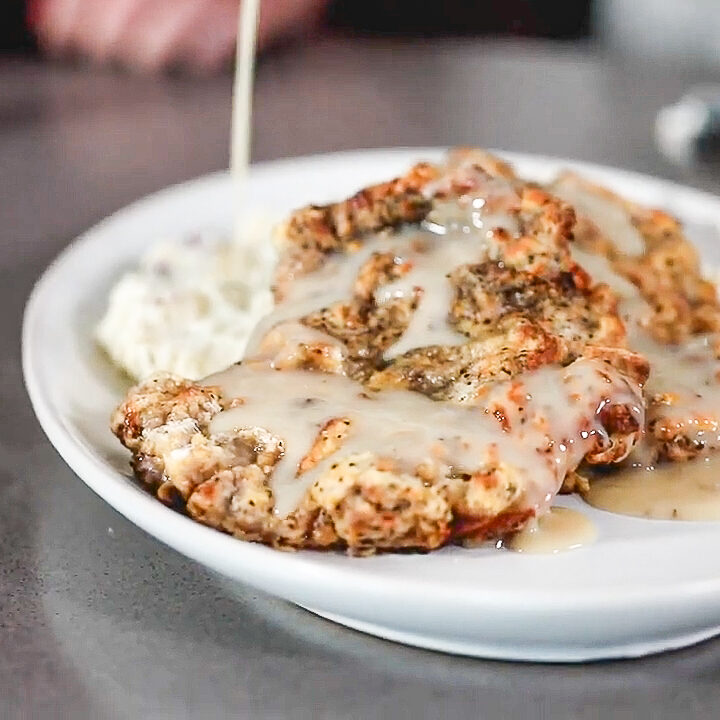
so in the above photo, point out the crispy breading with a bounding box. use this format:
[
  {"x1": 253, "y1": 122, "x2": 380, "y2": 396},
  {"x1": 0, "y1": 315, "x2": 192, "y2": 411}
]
[
  {"x1": 293, "y1": 161, "x2": 632, "y2": 392},
  {"x1": 275, "y1": 162, "x2": 440, "y2": 300},
  {"x1": 113, "y1": 150, "x2": 648, "y2": 553},
  {"x1": 114, "y1": 358, "x2": 644, "y2": 553},
  {"x1": 553, "y1": 172, "x2": 720, "y2": 343},
  {"x1": 552, "y1": 172, "x2": 720, "y2": 463}
]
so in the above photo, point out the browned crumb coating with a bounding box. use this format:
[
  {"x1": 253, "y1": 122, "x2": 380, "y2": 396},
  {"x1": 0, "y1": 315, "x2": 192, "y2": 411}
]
[
  {"x1": 553, "y1": 172, "x2": 720, "y2": 463},
  {"x1": 112, "y1": 365, "x2": 642, "y2": 553},
  {"x1": 555, "y1": 172, "x2": 720, "y2": 344},
  {"x1": 112, "y1": 149, "x2": 649, "y2": 553}
]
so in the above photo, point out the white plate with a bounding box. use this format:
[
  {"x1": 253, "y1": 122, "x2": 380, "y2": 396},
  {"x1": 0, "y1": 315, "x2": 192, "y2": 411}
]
[{"x1": 23, "y1": 148, "x2": 720, "y2": 662}]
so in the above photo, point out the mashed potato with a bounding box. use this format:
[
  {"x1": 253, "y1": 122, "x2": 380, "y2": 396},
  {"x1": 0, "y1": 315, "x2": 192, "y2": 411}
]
[{"x1": 96, "y1": 226, "x2": 275, "y2": 380}]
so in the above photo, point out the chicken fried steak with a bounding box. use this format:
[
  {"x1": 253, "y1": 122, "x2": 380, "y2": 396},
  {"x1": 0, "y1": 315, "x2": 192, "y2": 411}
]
[
  {"x1": 112, "y1": 151, "x2": 647, "y2": 553},
  {"x1": 552, "y1": 173, "x2": 720, "y2": 462}
]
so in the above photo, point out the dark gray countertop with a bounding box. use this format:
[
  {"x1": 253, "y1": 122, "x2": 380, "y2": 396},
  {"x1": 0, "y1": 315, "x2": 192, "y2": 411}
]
[{"x1": 4, "y1": 39, "x2": 720, "y2": 719}]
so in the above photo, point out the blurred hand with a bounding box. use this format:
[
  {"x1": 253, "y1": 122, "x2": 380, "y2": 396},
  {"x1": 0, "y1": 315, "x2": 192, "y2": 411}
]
[{"x1": 32, "y1": 0, "x2": 327, "y2": 73}]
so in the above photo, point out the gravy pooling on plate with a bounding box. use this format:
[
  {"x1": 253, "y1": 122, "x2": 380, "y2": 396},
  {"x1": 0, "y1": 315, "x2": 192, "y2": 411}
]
[
  {"x1": 549, "y1": 174, "x2": 720, "y2": 527},
  {"x1": 506, "y1": 507, "x2": 597, "y2": 554},
  {"x1": 585, "y1": 454, "x2": 720, "y2": 521},
  {"x1": 554, "y1": 173, "x2": 720, "y2": 464},
  {"x1": 101, "y1": 0, "x2": 720, "y2": 553}
]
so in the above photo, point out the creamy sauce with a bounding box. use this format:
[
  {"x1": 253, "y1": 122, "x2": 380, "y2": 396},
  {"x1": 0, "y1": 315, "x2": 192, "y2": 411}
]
[
  {"x1": 225, "y1": 41, "x2": 702, "y2": 530},
  {"x1": 571, "y1": 246, "x2": 720, "y2": 457},
  {"x1": 259, "y1": 175, "x2": 524, "y2": 359},
  {"x1": 377, "y1": 233, "x2": 475, "y2": 356},
  {"x1": 557, "y1": 183, "x2": 720, "y2": 524},
  {"x1": 252, "y1": 229, "x2": 472, "y2": 356},
  {"x1": 258, "y1": 320, "x2": 347, "y2": 369},
  {"x1": 230, "y1": 0, "x2": 261, "y2": 244},
  {"x1": 507, "y1": 507, "x2": 597, "y2": 554},
  {"x1": 382, "y1": 193, "x2": 522, "y2": 358},
  {"x1": 585, "y1": 454, "x2": 720, "y2": 520},
  {"x1": 199, "y1": 167, "x2": 649, "y2": 518},
  {"x1": 205, "y1": 356, "x2": 642, "y2": 517},
  {"x1": 642, "y1": 335, "x2": 720, "y2": 452},
  {"x1": 554, "y1": 179, "x2": 646, "y2": 256}
]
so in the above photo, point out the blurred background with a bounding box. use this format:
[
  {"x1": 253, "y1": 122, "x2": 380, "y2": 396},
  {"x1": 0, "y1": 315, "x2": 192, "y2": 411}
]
[{"x1": 4, "y1": 1, "x2": 720, "y2": 67}]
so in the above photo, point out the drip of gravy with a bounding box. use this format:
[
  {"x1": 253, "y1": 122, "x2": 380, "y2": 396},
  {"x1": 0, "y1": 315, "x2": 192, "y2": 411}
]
[
  {"x1": 202, "y1": 169, "x2": 647, "y2": 519},
  {"x1": 555, "y1": 180, "x2": 646, "y2": 256},
  {"x1": 259, "y1": 176, "x2": 524, "y2": 359},
  {"x1": 571, "y1": 245, "x2": 720, "y2": 455},
  {"x1": 204, "y1": 357, "x2": 642, "y2": 517},
  {"x1": 585, "y1": 454, "x2": 720, "y2": 520},
  {"x1": 381, "y1": 196, "x2": 521, "y2": 358},
  {"x1": 257, "y1": 321, "x2": 347, "y2": 369},
  {"x1": 224, "y1": 22, "x2": 689, "y2": 534},
  {"x1": 506, "y1": 507, "x2": 597, "y2": 554}
]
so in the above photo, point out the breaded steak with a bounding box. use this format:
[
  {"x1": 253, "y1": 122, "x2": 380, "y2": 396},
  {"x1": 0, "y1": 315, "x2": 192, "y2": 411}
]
[
  {"x1": 112, "y1": 150, "x2": 647, "y2": 553},
  {"x1": 552, "y1": 173, "x2": 720, "y2": 462}
]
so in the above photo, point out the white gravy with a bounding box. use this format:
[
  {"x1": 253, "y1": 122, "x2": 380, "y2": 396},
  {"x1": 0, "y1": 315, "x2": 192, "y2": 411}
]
[
  {"x1": 506, "y1": 507, "x2": 597, "y2": 554},
  {"x1": 224, "y1": 21, "x2": 704, "y2": 533},
  {"x1": 572, "y1": 246, "x2": 720, "y2": 456},
  {"x1": 257, "y1": 175, "x2": 525, "y2": 359},
  {"x1": 205, "y1": 357, "x2": 642, "y2": 517},
  {"x1": 555, "y1": 179, "x2": 646, "y2": 256},
  {"x1": 585, "y1": 454, "x2": 720, "y2": 520},
  {"x1": 204, "y1": 158, "x2": 647, "y2": 518},
  {"x1": 382, "y1": 193, "x2": 522, "y2": 358}
]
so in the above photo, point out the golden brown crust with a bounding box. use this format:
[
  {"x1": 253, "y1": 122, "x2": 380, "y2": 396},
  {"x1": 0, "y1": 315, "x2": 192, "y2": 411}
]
[
  {"x1": 275, "y1": 162, "x2": 440, "y2": 300},
  {"x1": 554, "y1": 172, "x2": 720, "y2": 344},
  {"x1": 114, "y1": 365, "x2": 642, "y2": 554},
  {"x1": 646, "y1": 334, "x2": 720, "y2": 461},
  {"x1": 112, "y1": 149, "x2": 649, "y2": 553},
  {"x1": 111, "y1": 374, "x2": 225, "y2": 452},
  {"x1": 446, "y1": 147, "x2": 517, "y2": 180},
  {"x1": 559, "y1": 470, "x2": 590, "y2": 495},
  {"x1": 366, "y1": 324, "x2": 567, "y2": 399},
  {"x1": 553, "y1": 172, "x2": 720, "y2": 463},
  {"x1": 289, "y1": 159, "x2": 634, "y2": 396}
]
